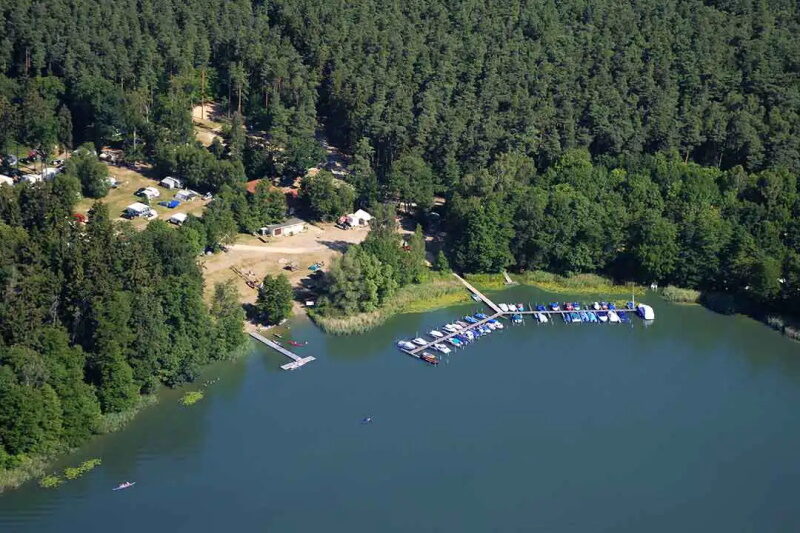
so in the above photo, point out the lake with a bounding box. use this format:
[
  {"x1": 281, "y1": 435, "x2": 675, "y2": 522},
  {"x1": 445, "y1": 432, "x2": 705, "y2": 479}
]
[{"x1": 1, "y1": 287, "x2": 799, "y2": 532}]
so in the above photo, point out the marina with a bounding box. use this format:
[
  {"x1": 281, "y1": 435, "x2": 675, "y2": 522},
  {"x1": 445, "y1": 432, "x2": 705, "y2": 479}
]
[{"x1": 397, "y1": 274, "x2": 655, "y2": 363}]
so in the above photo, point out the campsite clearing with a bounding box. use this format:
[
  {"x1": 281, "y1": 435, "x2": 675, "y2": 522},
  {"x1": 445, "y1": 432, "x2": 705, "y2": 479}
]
[
  {"x1": 73, "y1": 164, "x2": 209, "y2": 228},
  {"x1": 201, "y1": 222, "x2": 369, "y2": 304}
]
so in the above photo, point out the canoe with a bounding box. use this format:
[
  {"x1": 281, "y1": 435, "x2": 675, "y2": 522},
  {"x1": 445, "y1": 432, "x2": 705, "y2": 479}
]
[{"x1": 113, "y1": 482, "x2": 136, "y2": 491}]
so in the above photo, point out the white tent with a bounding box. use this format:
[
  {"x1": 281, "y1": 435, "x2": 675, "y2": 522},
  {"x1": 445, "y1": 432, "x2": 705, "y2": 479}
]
[
  {"x1": 169, "y1": 212, "x2": 188, "y2": 225},
  {"x1": 139, "y1": 186, "x2": 160, "y2": 199},
  {"x1": 41, "y1": 167, "x2": 60, "y2": 180},
  {"x1": 125, "y1": 202, "x2": 151, "y2": 217},
  {"x1": 21, "y1": 173, "x2": 43, "y2": 184},
  {"x1": 160, "y1": 176, "x2": 184, "y2": 189},
  {"x1": 346, "y1": 209, "x2": 373, "y2": 226}
]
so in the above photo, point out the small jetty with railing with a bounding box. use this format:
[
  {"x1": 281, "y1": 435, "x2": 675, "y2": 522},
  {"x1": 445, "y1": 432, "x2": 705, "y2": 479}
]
[{"x1": 396, "y1": 273, "x2": 655, "y2": 364}]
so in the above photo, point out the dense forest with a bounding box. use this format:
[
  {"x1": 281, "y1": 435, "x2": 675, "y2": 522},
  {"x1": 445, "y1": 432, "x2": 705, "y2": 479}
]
[
  {"x1": 1, "y1": 0, "x2": 799, "y2": 469},
  {"x1": 0, "y1": 179, "x2": 245, "y2": 470}
]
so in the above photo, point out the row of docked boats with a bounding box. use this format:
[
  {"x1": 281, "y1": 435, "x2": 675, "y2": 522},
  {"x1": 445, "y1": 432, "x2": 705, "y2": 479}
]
[
  {"x1": 498, "y1": 303, "x2": 526, "y2": 324},
  {"x1": 397, "y1": 313, "x2": 506, "y2": 364},
  {"x1": 526, "y1": 301, "x2": 655, "y2": 324}
]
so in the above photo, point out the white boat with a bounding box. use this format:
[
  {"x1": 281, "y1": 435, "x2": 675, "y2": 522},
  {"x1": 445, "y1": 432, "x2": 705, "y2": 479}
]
[
  {"x1": 637, "y1": 304, "x2": 655, "y2": 320},
  {"x1": 592, "y1": 302, "x2": 600, "y2": 310},
  {"x1": 397, "y1": 340, "x2": 415, "y2": 350},
  {"x1": 499, "y1": 303, "x2": 509, "y2": 312},
  {"x1": 534, "y1": 312, "x2": 549, "y2": 323},
  {"x1": 598, "y1": 314, "x2": 608, "y2": 323},
  {"x1": 433, "y1": 343, "x2": 451, "y2": 354},
  {"x1": 447, "y1": 338, "x2": 461, "y2": 347},
  {"x1": 443, "y1": 324, "x2": 459, "y2": 333},
  {"x1": 489, "y1": 320, "x2": 504, "y2": 329},
  {"x1": 412, "y1": 337, "x2": 428, "y2": 346},
  {"x1": 429, "y1": 330, "x2": 444, "y2": 338},
  {"x1": 507, "y1": 304, "x2": 517, "y2": 312},
  {"x1": 608, "y1": 311, "x2": 621, "y2": 323}
]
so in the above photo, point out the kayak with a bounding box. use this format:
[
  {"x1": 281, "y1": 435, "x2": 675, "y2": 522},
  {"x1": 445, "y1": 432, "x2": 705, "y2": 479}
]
[
  {"x1": 288, "y1": 340, "x2": 307, "y2": 347},
  {"x1": 113, "y1": 482, "x2": 136, "y2": 491}
]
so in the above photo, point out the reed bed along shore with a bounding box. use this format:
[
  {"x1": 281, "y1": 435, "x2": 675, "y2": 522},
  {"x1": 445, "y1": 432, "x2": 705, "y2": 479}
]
[
  {"x1": 466, "y1": 271, "x2": 646, "y2": 297},
  {"x1": 0, "y1": 394, "x2": 158, "y2": 493},
  {"x1": 310, "y1": 277, "x2": 470, "y2": 335},
  {"x1": 660, "y1": 286, "x2": 701, "y2": 303}
]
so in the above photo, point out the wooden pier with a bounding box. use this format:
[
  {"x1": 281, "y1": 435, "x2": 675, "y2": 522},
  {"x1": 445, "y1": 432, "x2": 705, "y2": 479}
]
[
  {"x1": 405, "y1": 311, "x2": 504, "y2": 356},
  {"x1": 249, "y1": 332, "x2": 316, "y2": 370},
  {"x1": 452, "y1": 273, "x2": 503, "y2": 314}
]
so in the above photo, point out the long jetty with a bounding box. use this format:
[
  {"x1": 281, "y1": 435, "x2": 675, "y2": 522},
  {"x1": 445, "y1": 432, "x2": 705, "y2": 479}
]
[
  {"x1": 406, "y1": 311, "x2": 504, "y2": 355},
  {"x1": 403, "y1": 274, "x2": 505, "y2": 356},
  {"x1": 452, "y1": 273, "x2": 503, "y2": 314},
  {"x1": 249, "y1": 331, "x2": 316, "y2": 370}
]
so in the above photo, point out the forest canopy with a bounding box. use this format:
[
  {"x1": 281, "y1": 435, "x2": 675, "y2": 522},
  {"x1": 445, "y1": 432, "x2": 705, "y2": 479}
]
[{"x1": 1, "y1": 0, "x2": 800, "y2": 471}]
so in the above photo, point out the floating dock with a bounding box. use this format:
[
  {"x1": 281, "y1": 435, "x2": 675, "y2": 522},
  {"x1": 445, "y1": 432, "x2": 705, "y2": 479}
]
[{"x1": 249, "y1": 332, "x2": 316, "y2": 370}]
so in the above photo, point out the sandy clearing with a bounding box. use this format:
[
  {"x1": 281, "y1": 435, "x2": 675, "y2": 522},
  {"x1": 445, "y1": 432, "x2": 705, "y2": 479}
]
[
  {"x1": 201, "y1": 223, "x2": 369, "y2": 304},
  {"x1": 192, "y1": 103, "x2": 224, "y2": 147}
]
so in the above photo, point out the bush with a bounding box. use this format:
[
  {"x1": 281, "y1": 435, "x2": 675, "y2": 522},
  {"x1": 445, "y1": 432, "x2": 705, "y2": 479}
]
[
  {"x1": 785, "y1": 326, "x2": 800, "y2": 342},
  {"x1": 39, "y1": 475, "x2": 63, "y2": 489},
  {"x1": 766, "y1": 315, "x2": 785, "y2": 331},
  {"x1": 311, "y1": 275, "x2": 468, "y2": 335},
  {"x1": 64, "y1": 458, "x2": 101, "y2": 480},
  {"x1": 661, "y1": 286, "x2": 701, "y2": 303}
]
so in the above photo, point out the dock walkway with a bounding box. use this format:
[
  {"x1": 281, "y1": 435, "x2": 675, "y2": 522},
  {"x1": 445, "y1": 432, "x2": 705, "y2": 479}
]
[
  {"x1": 249, "y1": 332, "x2": 316, "y2": 370},
  {"x1": 406, "y1": 311, "x2": 504, "y2": 355},
  {"x1": 452, "y1": 273, "x2": 503, "y2": 314}
]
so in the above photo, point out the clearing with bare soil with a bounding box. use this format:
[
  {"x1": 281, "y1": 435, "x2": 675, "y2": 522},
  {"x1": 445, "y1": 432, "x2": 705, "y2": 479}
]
[
  {"x1": 192, "y1": 103, "x2": 224, "y2": 147},
  {"x1": 201, "y1": 223, "x2": 368, "y2": 305}
]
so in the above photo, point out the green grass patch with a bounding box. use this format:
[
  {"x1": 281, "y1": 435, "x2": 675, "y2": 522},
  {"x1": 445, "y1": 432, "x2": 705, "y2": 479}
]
[
  {"x1": 311, "y1": 276, "x2": 470, "y2": 335},
  {"x1": 660, "y1": 285, "x2": 701, "y2": 303},
  {"x1": 511, "y1": 270, "x2": 645, "y2": 296},
  {"x1": 96, "y1": 394, "x2": 158, "y2": 434},
  {"x1": 180, "y1": 391, "x2": 204, "y2": 406},
  {"x1": 464, "y1": 273, "x2": 506, "y2": 290}
]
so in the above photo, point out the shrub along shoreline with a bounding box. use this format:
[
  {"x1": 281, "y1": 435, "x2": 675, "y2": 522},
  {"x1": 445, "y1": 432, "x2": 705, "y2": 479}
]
[
  {"x1": 309, "y1": 275, "x2": 470, "y2": 335},
  {"x1": 0, "y1": 394, "x2": 157, "y2": 493}
]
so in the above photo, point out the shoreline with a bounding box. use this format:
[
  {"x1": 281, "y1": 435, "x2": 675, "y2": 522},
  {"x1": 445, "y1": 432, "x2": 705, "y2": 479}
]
[
  {"x1": 0, "y1": 341, "x2": 251, "y2": 494},
  {"x1": 309, "y1": 274, "x2": 471, "y2": 335},
  {"x1": 308, "y1": 270, "x2": 649, "y2": 336},
  {"x1": 0, "y1": 394, "x2": 158, "y2": 494}
]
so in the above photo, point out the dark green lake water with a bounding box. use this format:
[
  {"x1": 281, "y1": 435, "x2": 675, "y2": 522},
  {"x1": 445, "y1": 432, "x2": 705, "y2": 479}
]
[{"x1": 2, "y1": 287, "x2": 800, "y2": 532}]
